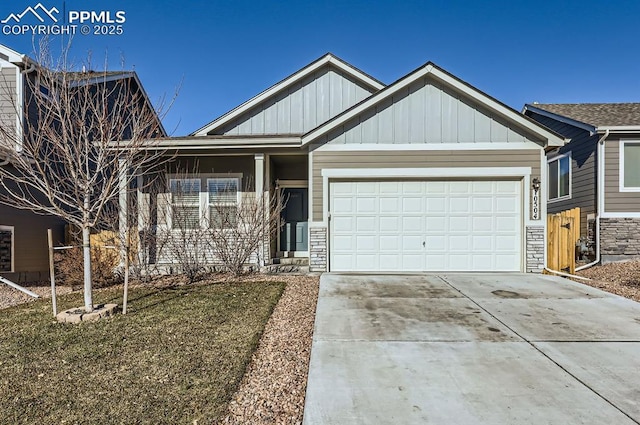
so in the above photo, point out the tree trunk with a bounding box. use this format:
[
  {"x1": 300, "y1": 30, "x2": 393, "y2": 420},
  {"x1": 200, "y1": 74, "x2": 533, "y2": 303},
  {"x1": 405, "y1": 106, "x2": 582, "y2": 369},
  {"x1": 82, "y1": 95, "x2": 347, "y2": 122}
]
[{"x1": 82, "y1": 226, "x2": 93, "y2": 312}]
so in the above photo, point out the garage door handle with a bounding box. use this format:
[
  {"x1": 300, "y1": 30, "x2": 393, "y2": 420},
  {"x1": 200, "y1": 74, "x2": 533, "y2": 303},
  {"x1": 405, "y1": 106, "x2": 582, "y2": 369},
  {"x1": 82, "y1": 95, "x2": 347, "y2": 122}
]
[{"x1": 422, "y1": 241, "x2": 425, "y2": 247}]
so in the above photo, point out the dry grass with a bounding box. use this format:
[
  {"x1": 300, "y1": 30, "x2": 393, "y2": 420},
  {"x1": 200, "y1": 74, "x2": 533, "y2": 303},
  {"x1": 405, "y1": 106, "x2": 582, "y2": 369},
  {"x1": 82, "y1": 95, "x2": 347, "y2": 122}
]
[
  {"x1": 576, "y1": 260, "x2": 640, "y2": 302},
  {"x1": 0, "y1": 279, "x2": 284, "y2": 424}
]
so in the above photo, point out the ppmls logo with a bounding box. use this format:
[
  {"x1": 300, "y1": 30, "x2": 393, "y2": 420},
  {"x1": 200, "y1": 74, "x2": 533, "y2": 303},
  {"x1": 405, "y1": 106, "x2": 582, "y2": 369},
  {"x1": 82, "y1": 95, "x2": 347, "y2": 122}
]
[
  {"x1": 2, "y1": 3, "x2": 126, "y2": 36},
  {"x1": 1, "y1": 3, "x2": 59, "y2": 24}
]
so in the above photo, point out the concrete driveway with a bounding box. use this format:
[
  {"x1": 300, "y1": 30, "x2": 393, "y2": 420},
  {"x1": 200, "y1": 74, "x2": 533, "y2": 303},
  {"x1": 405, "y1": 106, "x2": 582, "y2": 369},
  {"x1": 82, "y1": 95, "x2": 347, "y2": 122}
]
[{"x1": 303, "y1": 273, "x2": 640, "y2": 424}]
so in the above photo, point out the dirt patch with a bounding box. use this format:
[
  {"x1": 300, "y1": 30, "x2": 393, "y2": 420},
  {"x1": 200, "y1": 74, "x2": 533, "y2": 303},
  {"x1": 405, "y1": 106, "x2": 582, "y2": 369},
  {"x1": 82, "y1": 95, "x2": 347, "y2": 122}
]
[
  {"x1": 0, "y1": 282, "x2": 73, "y2": 310},
  {"x1": 576, "y1": 261, "x2": 640, "y2": 303},
  {"x1": 491, "y1": 290, "x2": 524, "y2": 299}
]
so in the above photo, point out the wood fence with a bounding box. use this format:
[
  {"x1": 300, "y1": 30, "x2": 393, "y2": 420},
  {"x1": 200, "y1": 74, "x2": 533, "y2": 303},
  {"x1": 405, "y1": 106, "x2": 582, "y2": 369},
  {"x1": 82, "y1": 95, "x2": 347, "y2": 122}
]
[{"x1": 546, "y1": 207, "x2": 580, "y2": 274}]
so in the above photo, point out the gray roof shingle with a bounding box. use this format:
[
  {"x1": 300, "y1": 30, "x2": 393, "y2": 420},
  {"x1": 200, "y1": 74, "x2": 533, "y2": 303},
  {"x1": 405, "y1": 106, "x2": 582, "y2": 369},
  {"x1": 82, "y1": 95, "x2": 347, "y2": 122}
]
[{"x1": 531, "y1": 103, "x2": 640, "y2": 127}]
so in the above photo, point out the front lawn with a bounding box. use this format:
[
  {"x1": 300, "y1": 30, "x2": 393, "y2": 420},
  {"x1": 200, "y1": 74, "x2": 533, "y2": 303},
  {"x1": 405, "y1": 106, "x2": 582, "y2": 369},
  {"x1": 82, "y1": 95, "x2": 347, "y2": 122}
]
[{"x1": 0, "y1": 280, "x2": 284, "y2": 424}]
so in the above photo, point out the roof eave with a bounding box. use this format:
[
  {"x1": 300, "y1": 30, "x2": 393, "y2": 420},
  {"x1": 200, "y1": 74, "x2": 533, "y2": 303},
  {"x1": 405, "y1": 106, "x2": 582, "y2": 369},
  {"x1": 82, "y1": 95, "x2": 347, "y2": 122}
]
[
  {"x1": 596, "y1": 125, "x2": 640, "y2": 133},
  {"x1": 523, "y1": 104, "x2": 597, "y2": 136}
]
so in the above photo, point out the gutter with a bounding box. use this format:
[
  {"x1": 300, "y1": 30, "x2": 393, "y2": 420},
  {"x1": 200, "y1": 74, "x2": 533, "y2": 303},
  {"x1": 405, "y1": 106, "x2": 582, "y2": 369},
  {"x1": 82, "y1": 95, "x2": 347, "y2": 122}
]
[{"x1": 575, "y1": 128, "x2": 610, "y2": 271}]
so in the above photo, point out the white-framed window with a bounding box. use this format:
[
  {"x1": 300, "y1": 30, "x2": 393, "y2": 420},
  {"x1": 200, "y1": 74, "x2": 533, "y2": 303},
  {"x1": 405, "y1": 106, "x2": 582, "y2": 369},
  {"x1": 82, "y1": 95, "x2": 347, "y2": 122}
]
[
  {"x1": 0, "y1": 225, "x2": 14, "y2": 273},
  {"x1": 168, "y1": 174, "x2": 241, "y2": 229},
  {"x1": 548, "y1": 153, "x2": 571, "y2": 201},
  {"x1": 169, "y1": 178, "x2": 201, "y2": 229},
  {"x1": 620, "y1": 141, "x2": 640, "y2": 192},
  {"x1": 207, "y1": 177, "x2": 239, "y2": 229}
]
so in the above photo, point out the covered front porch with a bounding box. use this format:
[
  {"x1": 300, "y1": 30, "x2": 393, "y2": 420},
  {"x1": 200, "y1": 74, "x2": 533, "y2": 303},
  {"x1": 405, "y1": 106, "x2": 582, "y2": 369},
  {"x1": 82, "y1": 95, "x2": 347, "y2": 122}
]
[{"x1": 121, "y1": 143, "x2": 310, "y2": 272}]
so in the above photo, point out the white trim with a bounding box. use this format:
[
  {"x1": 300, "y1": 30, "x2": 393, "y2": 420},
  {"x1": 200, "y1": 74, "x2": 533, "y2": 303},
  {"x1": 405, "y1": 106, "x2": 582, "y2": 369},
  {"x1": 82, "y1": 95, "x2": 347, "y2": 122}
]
[
  {"x1": 601, "y1": 212, "x2": 640, "y2": 218},
  {"x1": 321, "y1": 167, "x2": 531, "y2": 179},
  {"x1": 15, "y1": 63, "x2": 23, "y2": 151},
  {"x1": 619, "y1": 140, "x2": 640, "y2": 192},
  {"x1": 192, "y1": 54, "x2": 384, "y2": 136},
  {"x1": 599, "y1": 137, "x2": 606, "y2": 214},
  {"x1": 0, "y1": 225, "x2": 15, "y2": 273},
  {"x1": 547, "y1": 152, "x2": 572, "y2": 202},
  {"x1": 302, "y1": 64, "x2": 566, "y2": 148},
  {"x1": 0, "y1": 45, "x2": 25, "y2": 64},
  {"x1": 598, "y1": 126, "x2": 640, "y2": 133},
  {"x1": 315, "y1": 142, "x2": 544, "y2": 152},
  {"x1": 523, "y1": 104, "x2": 596, "y2": 135},
  {"x1": 540, "y1": 149, "x2": 548, "y2": 267}
]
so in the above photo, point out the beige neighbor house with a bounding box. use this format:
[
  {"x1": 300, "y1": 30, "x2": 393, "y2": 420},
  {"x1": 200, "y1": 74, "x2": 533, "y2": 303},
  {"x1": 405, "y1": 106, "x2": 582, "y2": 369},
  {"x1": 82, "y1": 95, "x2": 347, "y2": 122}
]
[
  {"x1": 524, "y1": 103, "x2": 640, "y2": 264},
  {"x1": 131, "y1": 53, "x2": 566, "y2": 274},
  {"x1": 0, "y1": 43, "x2": 165, "y2": 283}
]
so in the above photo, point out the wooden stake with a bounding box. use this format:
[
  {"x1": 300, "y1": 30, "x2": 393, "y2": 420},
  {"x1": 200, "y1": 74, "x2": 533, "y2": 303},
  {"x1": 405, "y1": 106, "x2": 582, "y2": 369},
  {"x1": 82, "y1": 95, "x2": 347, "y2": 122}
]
[
  {"x1": 123, "y1": 230, "x2": 130, "y2": 315},
  {"x1": 47, "y1": 229, "x2": 57, "y2": 317}
]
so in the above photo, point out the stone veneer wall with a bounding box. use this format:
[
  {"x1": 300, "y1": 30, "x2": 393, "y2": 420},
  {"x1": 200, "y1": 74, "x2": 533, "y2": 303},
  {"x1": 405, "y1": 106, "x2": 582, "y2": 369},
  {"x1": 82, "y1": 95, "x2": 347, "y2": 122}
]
[
  {"x1": 309, "y1": 227, "x2": 327, "y2": 272},
  {"x1": 526, "y1": 226, "x2": 544, "y2": 273},
  {"x1": 600, "y1": 218, "x2": 640, "y2": 263}
]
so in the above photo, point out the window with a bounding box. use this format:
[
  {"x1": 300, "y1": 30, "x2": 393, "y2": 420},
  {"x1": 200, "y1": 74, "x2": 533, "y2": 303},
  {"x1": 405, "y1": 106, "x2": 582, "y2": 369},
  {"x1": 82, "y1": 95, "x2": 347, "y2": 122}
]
[
  {"x1": 169, "y1": 178, "x2": 201, "y2": 229},
  {"x1": 208, "y1": 178, "x2": 239, "y2": 229},
  {"x1": 548, "y1": 154, "x2": 571, "y2": 201},
  {"x1": 168, "y1": 175, "x2": 241, "y2": 229},
  {"x1": 620, "y1": 141, "x2": 640, "y2": 191},
  {"x1": 0, "y1": 226, "x2": 14, "y2": 273}
]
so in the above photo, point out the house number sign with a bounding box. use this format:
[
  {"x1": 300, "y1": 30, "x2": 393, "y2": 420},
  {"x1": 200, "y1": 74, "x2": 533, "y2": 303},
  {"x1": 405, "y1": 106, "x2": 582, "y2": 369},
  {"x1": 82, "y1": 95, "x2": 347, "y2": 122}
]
[{"x1": 532, "y1": 188, "x2": 540, "y2": 220}]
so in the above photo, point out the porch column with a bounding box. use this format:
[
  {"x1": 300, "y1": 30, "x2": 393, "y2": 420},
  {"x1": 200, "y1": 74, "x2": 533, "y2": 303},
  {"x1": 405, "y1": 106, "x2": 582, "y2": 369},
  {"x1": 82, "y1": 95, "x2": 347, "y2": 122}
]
[
  {"x1": 255, "y1": 153, "x2": 265, "y2": 196},
  {"x1": 255, "y1": 154, "x2": 266, "y2": 266}
]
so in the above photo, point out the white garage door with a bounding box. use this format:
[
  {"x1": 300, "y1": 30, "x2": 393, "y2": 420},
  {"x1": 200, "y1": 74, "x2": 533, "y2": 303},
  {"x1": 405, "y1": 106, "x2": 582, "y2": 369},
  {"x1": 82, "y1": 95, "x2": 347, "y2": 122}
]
[{"x1": 329, "y1": 180, "x2": 522, "y2": 272}]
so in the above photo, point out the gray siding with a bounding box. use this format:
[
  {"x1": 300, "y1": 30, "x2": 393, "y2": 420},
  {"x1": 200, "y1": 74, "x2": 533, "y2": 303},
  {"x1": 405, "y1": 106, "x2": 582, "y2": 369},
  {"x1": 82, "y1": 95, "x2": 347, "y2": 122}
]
[
  {"x1": 0, "y1": 63, "x2": 17, "y2": 145},
  {"x1": 0, "y1": 203, "x2": 65, "y2": 282},
  {"x1": 604, "y1": 138, "x2": 640, "y2": 212},
  {"x1": 528, "y1": 112, "x2": 597, "y2": 238},
  {"x1": 321, "y1": 77, "x2": 543, "y2": 145},
  {"x1": 214, "y1": 65, "x2": 374, "y2": 136},
  {"x1": 311, "y1": 149, "x2": 541, "y2": 221}
]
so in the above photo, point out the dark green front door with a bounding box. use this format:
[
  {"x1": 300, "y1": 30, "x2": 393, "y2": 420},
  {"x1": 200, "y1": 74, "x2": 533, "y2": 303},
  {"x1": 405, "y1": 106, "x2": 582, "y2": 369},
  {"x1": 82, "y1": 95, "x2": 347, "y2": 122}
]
[{"x1": 280, "y1": 188, "x2": 308, "y2": 252}]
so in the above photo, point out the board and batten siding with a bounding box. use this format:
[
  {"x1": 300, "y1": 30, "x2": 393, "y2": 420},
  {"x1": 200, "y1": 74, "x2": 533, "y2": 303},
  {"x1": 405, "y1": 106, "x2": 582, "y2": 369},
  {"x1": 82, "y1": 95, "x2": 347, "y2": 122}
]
[
  {"x1": 529, "y1": 112, "x2": 597, "y2": 238},
  {"x1": 0, "y1": 63, "x2": 17, "y2": 143},
  {"x1": 316, "y1": 77, "x2": 545, "y2": 146},
  {"x1": 604, "y1": 138, "x2": 640, "y2": 212},
  {"x1": 213, "y1": 66, "x2": 374, "y2": 136},
  {"x1": 311, "y1": 150, "x2": 541, "y2": 221}
]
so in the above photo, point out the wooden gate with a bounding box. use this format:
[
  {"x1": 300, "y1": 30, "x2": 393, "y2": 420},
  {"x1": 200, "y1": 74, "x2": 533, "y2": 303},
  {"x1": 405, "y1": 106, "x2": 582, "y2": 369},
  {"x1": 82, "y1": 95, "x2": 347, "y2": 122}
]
[{"x1": 547, "y1": 207, "x2": 580, "y2": 274}]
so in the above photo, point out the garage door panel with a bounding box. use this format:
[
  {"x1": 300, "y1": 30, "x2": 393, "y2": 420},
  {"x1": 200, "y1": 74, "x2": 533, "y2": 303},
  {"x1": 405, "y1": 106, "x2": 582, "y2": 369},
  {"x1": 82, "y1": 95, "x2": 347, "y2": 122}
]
[
  {"x1": 379, "y1": 216, "x2": 401, "y2": 232},
  {"x1": 356, "y1": 198, "x2": 377, "y2": 213},
  {"x1": 330, "y1": 180, "x2": 522, "y2": 272},
  {"x1": 356, "y1": 216, "x2": 376, "y2": 231}
]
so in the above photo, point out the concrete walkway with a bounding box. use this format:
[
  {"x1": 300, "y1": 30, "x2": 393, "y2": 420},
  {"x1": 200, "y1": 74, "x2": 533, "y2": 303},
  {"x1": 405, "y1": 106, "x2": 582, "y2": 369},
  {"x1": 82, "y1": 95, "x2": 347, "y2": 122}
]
[{"x1": 303, "y1": 273, "x2": 640, "y2": 424}]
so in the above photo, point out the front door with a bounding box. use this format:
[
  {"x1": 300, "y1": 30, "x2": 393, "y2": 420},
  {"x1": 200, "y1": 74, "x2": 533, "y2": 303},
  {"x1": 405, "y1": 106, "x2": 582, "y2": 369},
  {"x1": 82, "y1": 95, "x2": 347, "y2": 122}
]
[{"x1": 280, "y1": 188, "x2": 308, "y2": 252}]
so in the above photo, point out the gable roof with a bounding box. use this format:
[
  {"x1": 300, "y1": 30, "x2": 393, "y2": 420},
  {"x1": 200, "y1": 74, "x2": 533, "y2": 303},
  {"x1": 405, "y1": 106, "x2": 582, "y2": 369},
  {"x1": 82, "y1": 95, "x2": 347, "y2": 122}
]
[
  {"x1": 302, "y1": 62, "x2": 566, "y2": 147},
  {"x1": 524, "y1": 103, "x2": 640, "y2": 129},
  {"x1": 191, "y1": 53, "x2": 385, "y2": 136}
]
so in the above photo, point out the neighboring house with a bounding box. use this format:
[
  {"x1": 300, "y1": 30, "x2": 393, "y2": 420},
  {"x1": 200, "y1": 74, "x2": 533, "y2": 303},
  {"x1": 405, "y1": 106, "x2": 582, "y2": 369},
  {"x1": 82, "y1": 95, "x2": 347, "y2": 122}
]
[
  {"x1": 0, "y1": 43, "x2": 164, "y2": 282},
  {"x1": 132, "y1": 53, "x2": 564, "y2": 274},
  {"x1": 524, "y1": 103, "x2": 640, "y2": 264}
]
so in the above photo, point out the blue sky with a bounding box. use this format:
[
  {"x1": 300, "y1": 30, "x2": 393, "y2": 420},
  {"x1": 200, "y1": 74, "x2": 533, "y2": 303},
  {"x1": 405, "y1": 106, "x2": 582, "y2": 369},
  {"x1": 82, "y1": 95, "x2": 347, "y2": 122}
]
[{"x1": 2, "y1": 0, "x2": 640, "y2": 136}]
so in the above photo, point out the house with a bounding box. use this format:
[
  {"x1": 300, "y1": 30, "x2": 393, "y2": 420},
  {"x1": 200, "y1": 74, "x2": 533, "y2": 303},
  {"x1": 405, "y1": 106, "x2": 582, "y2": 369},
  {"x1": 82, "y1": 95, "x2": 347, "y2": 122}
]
[
  {"x1": 132, "y1": 53, "x2": 565, "y2": 274},
  {"x1": 524, "y1": 103, "x2": 640, "y2": 264},
  {"x1": 0, "y1": 43, "x2": 164, "y2": 282}
]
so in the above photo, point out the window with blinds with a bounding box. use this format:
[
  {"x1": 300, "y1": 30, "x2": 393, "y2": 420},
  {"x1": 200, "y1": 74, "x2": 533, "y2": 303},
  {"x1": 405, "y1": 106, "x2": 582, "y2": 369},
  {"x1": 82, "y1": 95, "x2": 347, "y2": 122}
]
[
  {"x1": 208, "y1": 178, "x2": 239, "y2": 229},
  {"x1": 169, "y1": 178, "x2": 201, "y2": 229}
]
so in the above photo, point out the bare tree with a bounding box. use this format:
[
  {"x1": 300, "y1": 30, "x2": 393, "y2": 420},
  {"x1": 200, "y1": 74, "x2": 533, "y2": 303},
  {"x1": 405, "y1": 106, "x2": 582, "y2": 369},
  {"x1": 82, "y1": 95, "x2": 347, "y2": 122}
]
[
  {"x1": 0, "y1": 39, "x2": 174, "y2": 312},
  {"x1": 208, "y1": 180, "x2": 284, "y2": 276}
]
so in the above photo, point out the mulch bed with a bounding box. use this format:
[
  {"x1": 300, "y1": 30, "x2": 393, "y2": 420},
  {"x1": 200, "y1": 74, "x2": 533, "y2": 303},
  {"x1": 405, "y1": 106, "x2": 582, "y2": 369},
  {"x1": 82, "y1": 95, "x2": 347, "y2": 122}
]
[{"x1": 576, "y1": 260, "x2": 640, "y2": 302}]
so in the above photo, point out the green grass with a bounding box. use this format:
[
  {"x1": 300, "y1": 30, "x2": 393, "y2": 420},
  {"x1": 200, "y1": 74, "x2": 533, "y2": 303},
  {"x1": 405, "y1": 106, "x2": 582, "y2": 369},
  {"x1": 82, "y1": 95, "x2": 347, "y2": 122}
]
[{"x1": 0, "y1": 280, "x2": 285, "y2": 424}]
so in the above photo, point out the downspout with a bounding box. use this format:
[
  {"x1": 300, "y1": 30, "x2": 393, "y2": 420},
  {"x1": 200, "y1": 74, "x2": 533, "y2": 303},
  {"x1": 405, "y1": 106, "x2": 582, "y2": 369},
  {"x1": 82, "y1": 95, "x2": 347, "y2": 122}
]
[{"x1": 575, "y1": 129, "x2": 609, "y2": 271}]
